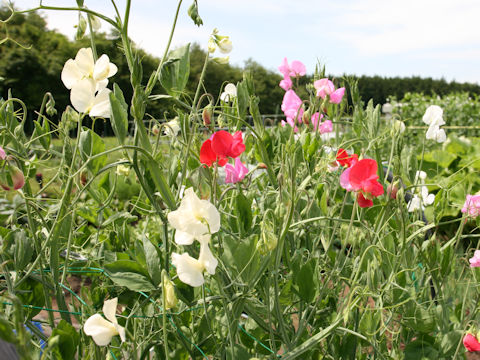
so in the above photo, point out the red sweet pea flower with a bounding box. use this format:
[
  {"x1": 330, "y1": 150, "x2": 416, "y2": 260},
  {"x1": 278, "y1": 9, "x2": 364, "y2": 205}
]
[
  {"x1": 200, "y1": 131, "x2": 245, "y2": 167},
  {"x1": 200, "y1": 139, "x2": 228, "y2": 167},
  {"x1": 464, "y1": 333, "x2": 480, "y2": 352},
  {"x1": 339, "y1": 158, "x2": 383, "y2": 208},
  {"x1": 336, "y1": 148, "x2": 358, "y2": 168},
  {"x1": 349, "y1": 159, "x2": 384, "y2": 197}
]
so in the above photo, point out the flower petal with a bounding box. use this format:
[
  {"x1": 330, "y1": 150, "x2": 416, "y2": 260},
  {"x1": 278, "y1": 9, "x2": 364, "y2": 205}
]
[
  {"x1": 90, "y1": 88, "x2": 112, "y2": 118},
  {"x1": 171, "y1": 252, "x2": 205, "y2": 287},
  {"x1": 75, "y1": 48, "x2": 95, "y2": 77},
  {"x1": 198, "y1": 241, "x2": 218, "y2": 275},
  {"x1": 84, "y1": 314, "x2": 117, "y2": 346},
  {"x1": 102, "y1": 298, "x2": 118, "y2": 324},
  {"x1": 61, "y1": 59, "x2": 82, "y2": 89},
  {"x1": 70, "y1": 78, "x2": 95, "y2": 113}
]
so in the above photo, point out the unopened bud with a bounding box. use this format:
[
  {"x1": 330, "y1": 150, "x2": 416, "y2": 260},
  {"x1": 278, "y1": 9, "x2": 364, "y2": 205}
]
[
  {"x1": 75, "y1": 14, "x2": 87, "y2": 40},
  {"x1": 202, "y1": 104, "x2": 213, "y2": 126},
  {"x1": 163, "y1": 275, "x2": 178, "y2": 310},
  {"x1": 116, "y1": 164, "x2": 130, "y2": 177},
  {"x1": 258, "y1": 163, "x2": 267, "y2": 169},
  {"x1": 208, "y1": 38, "x2": 216, "y2": 54},
  {"x1": 387, "y1": 183, "x2": 398, "y2": 199},
  {"x1": 152, "y1": 124, "x2": 161, "y2": 136},
  {"x1": 302, "y1": 109, "x2": 311, "y2": 125}
]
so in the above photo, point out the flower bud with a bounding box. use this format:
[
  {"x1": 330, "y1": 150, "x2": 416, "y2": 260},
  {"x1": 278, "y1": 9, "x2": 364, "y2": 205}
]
[
  {"x1": 163, "y1": 275, "x2": 178, "y2": 310},
  {"x1": 0, "y1": 147, "x2": 5, "y2": 160},
  {"x1": 75, "y1": 14, "x2": 87, "y2": 40},
  {"x1": 258, "y1": 163, "x2": 267, "y2": 169},
  {"x1": 11, "y1": 165, "x2": 24, "y2": 190},
  {"x1": 208, "y1": 39, "x2": 216, "y2": 54},
  {"x1": 152, "y1": 124, "x2": 161, "y2": 136},
  {"x1": 302, "y1": 108, "x2": 311, "y2": 125},
  {"x1": 391, "y1": 120, "x2": 405, "y2": 135},
  {"x1": 387, "y1": 183, "x2": 398, "y2": 199},
  {"x1": 202, "y1": 104, "x2": 213, "y2": 126}
]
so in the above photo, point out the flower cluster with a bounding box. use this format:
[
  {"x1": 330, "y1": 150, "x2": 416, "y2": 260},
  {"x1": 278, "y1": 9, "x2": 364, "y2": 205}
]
[
  {"x1": 84, "y1": 298, "x2": 126, "y2": 346},
  {"x1": 168, "y1": 188, "x2": 220, "y2": 287},
  {"x1": 407, "y1": 171, "x2": 435, "y2": 212},
  {"x1": 61, "y1": 47, "x2": 117, "y2": 118},
  {"x1": 423, "y1": 105, "x2": 446, "y2": 143},
  {"x1": 278, "y1": 58, "x2": 338, "y2": 134},
  {"x1": 208, "y1": 28, "x2": 232, "y2": 64},
  {"x1": 200, "y1": 130, "x2": 248, "y2": 184},
  {"x1": 338, "y1": 149, "x2": 384, "y2": 208}
]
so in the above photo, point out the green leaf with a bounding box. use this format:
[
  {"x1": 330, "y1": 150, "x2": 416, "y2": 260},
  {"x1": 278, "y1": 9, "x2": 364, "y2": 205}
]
[
  {"x1": 142, "y1": 235, "x2": 162, "y2": 286},
  {"x1": 235, "y1": 191, "x2": 252, "y2": 234},
  {"x1": 225, "y1": 344, "x2": 250, "y2": 360},
  {"x1": 16, "y1": 277, "x2": 46, "y2": 319},
  {"x1": 79, "y1": 128, "x2": 106, "y2": 174},
  {"x1": 104, "y1": 260, "x2": 155, "y2": 292},
  {"x1": 109, "y1": 84, "x2": 129, "y2": 144},
  {"x1": 404, "y1": 337, "x2": 438, "y2": 360},
  {"x1": 222, "y1": 235, "x2": 260, "y2": 284},
  {"x1": 51, "y1": 320, "x2": 80, "y2": 360},
  {"x1": 236, "y1": 81, "x2": 248, "y2": 120},
  {"x1": 420, "y1": 150, "x2": 456, "y2": 168},
  {"x1": 159, "y1": 44, "x2": 190, "y2": 98},
  {"x1": 294, "y1": 259, "x2": 317, "y2": 302}
]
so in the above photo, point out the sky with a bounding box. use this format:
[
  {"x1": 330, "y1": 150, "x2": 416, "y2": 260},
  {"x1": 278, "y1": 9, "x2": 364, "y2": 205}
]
[{"x1": 12, "y1": 0, "x2": 480, "y2": 84}]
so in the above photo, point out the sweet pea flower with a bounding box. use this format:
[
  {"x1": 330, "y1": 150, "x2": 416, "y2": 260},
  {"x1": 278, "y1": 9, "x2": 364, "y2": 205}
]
[
  {"x1": 217, "y1": 37, "x2": 233, "y2": 54},
  {"x1": 462, "y1": 194, "x2": 480, "y2": 218},
  {"x1": 0, "y1": 147, "x2": 6, "y2": 160},
  {"x1": 225, "y1": 157, "x2": 249, "y2": 183},
  {"x1": 70, "y1": 78, "x2": 111, "y2": 117},
  {"x1": 171, "y1": 236, "x2": 218, "y2": 287},
  {"x1": 314, "y1": 78, "x2": 345, "y2": 104},
  {"x1": 84, "y1": 298, "x2": 126, "y2": 347},
  {"x1": 423, "y1": 105, "x2": 446, "y2": 143},
  {"x1": 0, "y1": 164, "x2": 25, "y2": 191},
  {"x1": 167, "y1": 188, "x2": 220, "y2": 245},
  {"x1": 163, "y1": 117, "x2": 181, "y2": 137},
  {"x1": 336, "y1": 148, "x2": 358, "y2": 168},
  {"x1": 348, "y1": 159, "x2": 384, "y2": 208},
  {"x1": 220, "y1": 83, "x2": 237, "y2": 102},
  {"x1": 311, "y1": 113, "x2": 333, "y2": 134},
  {"x1": 200, "y1": 131, "x2": 246, "y2": 167},
  {"x1": 279, "y1": 76, "x2": 292, "y2": 91},
  {"x1": 469, "y1": 250, "x2": 480, "y2": 267},
  {"x1": 407, "y1": 171, "x2": 435, "y2": 212},
  {"x1": 281, "y1": 90, "x2": 304, "y2": 125},
  {"x1": 61, "y1": 48, "x2": 117, "y2": 90},
  {"x1": 278, "y1": 58, "x2": 306, "y2": 78},
  {"x1": 464, "y1": 333, "x2": 480, "y2": 352}
]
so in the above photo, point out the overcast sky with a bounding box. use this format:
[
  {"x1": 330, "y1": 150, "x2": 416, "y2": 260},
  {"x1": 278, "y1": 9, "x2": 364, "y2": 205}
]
[{"x1": 13, "y1": 0, "x2": 480, "y2": 84}]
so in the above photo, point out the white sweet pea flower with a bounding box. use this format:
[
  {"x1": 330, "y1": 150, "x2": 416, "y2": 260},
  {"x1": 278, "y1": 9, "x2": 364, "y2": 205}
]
[
  {"x1": 61, "y1": 48, "x2": 117, "y2": 89},
  {"x1": 171, "y1": 236, "x2": 218, "y2": 287},
  {"x1": 167, "y1": 188, "x2": 220, "y2": 245},
  {"x1": 84, "y1": 298, "x2": 126, "y2": 346},
  {"x1": 163, "y1": 117, "x2": 181, "y2": 137},
  {"x1": 217, "y1": 37, "x2": 233, "y2": 54},
  {"x1": 70, "y1": 78, "x2": 111, "y2": 117},
  {"x1": 220, "y1": 83, "x2": 237, "y2": 102},
  {"x1": 407, "y1": 172, "x2": 435, "y2": 212},
  {"x1": 423, "y1": 105, "x2": 446, "y2": 143}
]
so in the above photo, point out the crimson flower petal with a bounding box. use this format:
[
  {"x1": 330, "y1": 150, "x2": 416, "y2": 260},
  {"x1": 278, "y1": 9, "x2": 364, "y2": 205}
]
[
  {"x1": 349, "y1": 159, "x2": 378, "y2": 191},
  {"x1": 211, "y1": 130, "x2": 233, "y2": 157},
  {"x1": 464, "y1": 334, "x2": 480, "y2": 352},
  {"x1": 229, "y1": 131, "x2": 246, "y2": 158},
  {"x1": 200, "y1": 139, "x2": 217, "y2": 167},
  {"x1": 357, "y1": 193, "x2": 373, "y2": 208}
]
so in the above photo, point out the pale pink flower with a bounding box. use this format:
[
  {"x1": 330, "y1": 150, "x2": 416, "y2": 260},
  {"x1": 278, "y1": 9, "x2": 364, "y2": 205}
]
[
  {"x1": 279, "y1": 76, "x2": 292, "y2": 91},
  {"x1": 462, "y1": 194, "x2": 480, "y2": 218},
  {"x1": 330, "y1": 87, "x2": 345, "y2": 104},
  {"x1": 225, "y1": 157, "x2": 249, "y2": 184},
  {"x1": 311, "y1": 113, "x2": 333, "y2": 134},
  {"x1": 314, "y1": 78, "x2": 335, "y2": 98},
  {"x1": 278, "y1": 58, "x2": 306, "y2": 78},
  {"x1": 339, "y1": 168, "x2": 353, "y2": 191},
  {"x1": 0, "y1": 147, "x2": 5, "y2": 160},
  {"x1": 469, "y1": 250, "x2": 480, "y2": 267}
]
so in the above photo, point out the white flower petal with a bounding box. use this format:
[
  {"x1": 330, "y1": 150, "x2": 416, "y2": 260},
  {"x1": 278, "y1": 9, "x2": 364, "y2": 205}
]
[
  {"x1": 61, "y1": 59, "x2": 82, "y2": 89},
  {"x1": 224, "y1": 83, "x2": 237, "y2": 97},
  {"x1": 422, "y1": 105, "x2": 443, "y2": 125},
  {"x1": 115, "y1": 323, "x2": 126, "y2": 343},
  {"x1": 198, "y1": 241, "x2": 218, "y2": 275},
  {"x1": 95, "y1": 79, "x2": 108, "y2": 92},
  {"x1": 171, "y1": 252, "x2": 205, "y2": 287},
  {"x1": 93, "y1": 54, "x2": 112, "y2": 81},
  {"x1": 102, "y1": 298, "x2": 118, "y2": 324},
  {"x1": 84, "y1": 314, "x2": 117, "y2": 346},
  {"x1": 75, "y1": 48, "x2": 95, "y2": 77},
  {"x1": 89, "y1": 88, "x2": 112, "y2": 118},
  {"x1": 70, "y1": 78, "x2": 96, "y2": 113},
  {"x1": 174, "y1": 230, "x2": 195, "y2": 245},
  {"x1": 435, "y1": 129, "x2": 446, "y2": 143}
]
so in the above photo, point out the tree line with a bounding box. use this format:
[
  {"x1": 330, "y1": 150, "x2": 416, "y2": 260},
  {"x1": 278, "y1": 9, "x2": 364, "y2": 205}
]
[{"x1": 1, "y1": 7, "x2": 479, "y2": 135}]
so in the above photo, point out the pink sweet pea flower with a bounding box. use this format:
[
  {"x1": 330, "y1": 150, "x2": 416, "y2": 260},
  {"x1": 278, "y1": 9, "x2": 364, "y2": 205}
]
[
  {"x1": 278, "y1": 58, "x2": 306, "y2": 78},
  {"x1": 464, "y1": 333, "x2": 480, "y2": 352},
  {"x1": 281, "y1": 90, "x2": 304, "y2": 124},
  {"x1": 279, "y1": 76, "x2": 292, "y2": 91},
  {"x1": 290, "y1": 60, "x2": 306, "y2": 77},
  {"x1": 462, "y1": 194, "x2": 480, "y2": 218},
  {"x1": 340, "y1": 168, "x2": 353, "y2": 191},
  {"x1": 330, "y1": 87, "x2": 345, "y2": 104},
  {"x1": 311, "y1": 113, "x2": 333, "y2": 134},
  {"x1": 470, "y1": 250, "x2": 480, "y2": 267},
  {"x1": 0, "y1": 147, "x2": 5, "y2": 160},
  {"x1": 314, "y1": 78, "x2": 335, "y2": 98},
  {"x1": 225, "y1": 157, "x2": 249, "y2": 184}
]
